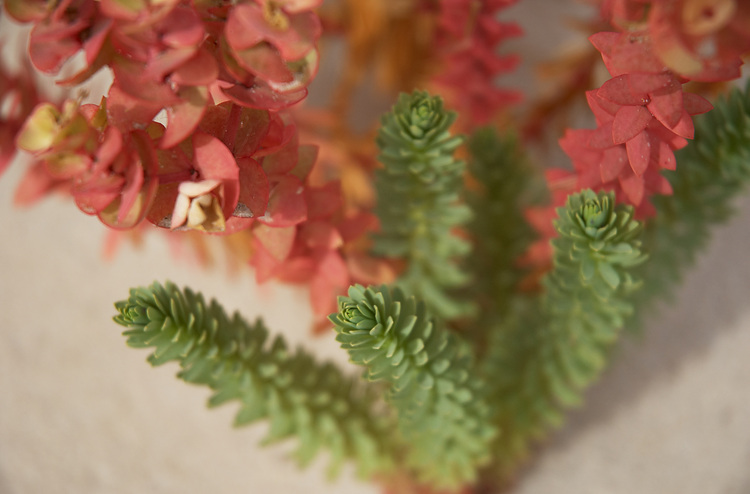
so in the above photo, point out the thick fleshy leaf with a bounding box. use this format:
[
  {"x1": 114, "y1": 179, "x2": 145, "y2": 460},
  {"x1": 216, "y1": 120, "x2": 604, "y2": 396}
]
[
  {"x1": 13, "y1": 161, "x2": 67, "y2": 205},
  {"x1": 619, "y1": 172, "x2": 645, "y2": 205},
  {"x1": 277, "y1": 0, "x2": 324, "y2": 14},
  {"x1": 119, "y1": 130, "x2": 158, "y2": 223},
  {"x1": 159, "y1": 6, "x2": 204, "y2": 48},
  {"x1": 170, "y1": 49, "x2": 219, "y2": 86},
  {"x1": 267, "y1": 49, "x2": 319, "y2": 94},
  {"x1": 233, "y1": 43, "x2": 294, "y2": 84},
  {"x1": 587, "y1": 122, "x2": 615, "y2": 149},
  {"x1": 290, "y1": 144, "x2": 318, "y2": 180},
  {"x1": 221, "y1": 82, "x2": 308, "y2": 110},
  {"x1": 99, "y1": 0, "x2": 146, "y2": 21},
  {"x1": 4, "y1": 0, "x2": 48, "y2": 22},
  {"x1": 144, "y1": 46, "x2": 198, "y2": 82},
  {"x1": 682, "y1": 92, "x2": 713, "y2": 115},
  {"x1": 261, "y1": 132, "x2": 299, "y2": 175},
  {"x1": 648, "y1": 84, "x2": 683, "y2": 128},
  {"x1": 16, "y1": 103, "x2": 61, "y2": 152},
  {"x1": 299, "y1": 221, "x2": 343, "y2": 251},
  {"x1": 586, "y1": 90, "x2": 618, "y2": 122},
  {"x1": 192, "y1": 132, "x2": 240, "y2": 218},
  {"x1": 160, "y1": 86, "x2": 209, "y2": 149},
  {"x1": 253, "y1": 223, "x2": 296, "y2": 261},
  {"x1": 28, "y1": 20, "x2": 85, "y2": 74},
  {"x1": 226, "y1": 4, "x2": 319, "y2": 60},
  {"x1": 305, "y1": 182, "x2": 342, "y2": 220},
  {"x1": 600, "y1": 146, "x2": 628, "y2": 182},
  {"x1": 249, "y1": 238, "x2": 282, "y2": 283},
  {"x1": 657, "y1": 139, "x2": 676, "y2": 171},
  {"x1": 259, "y1": 175, "x2": 307, "y2": 227},
  {"x1": 309, "y1": 251, "x2": 349, "y2": 316},
  {"x1": 612, "y1": 105, "x2": 652, "y2": 144},
  {"x1": 236, "y1": 157, "x2": 269, "y2": 218},
  {"x1": 599, "y1": 75, "x2": 646, "y2": 106},
  {"x1": 111, "y1": 59, "x2": 182, "y2": 105},
  {"x1": 625, "y1": 130, "x2": 651, "y2": 176},
  {"x1": 106, "y1": 85, "x2": 163, "y2": 131},
  {"x1": 667, "y1": 110, "x2": 695, "y2": 139}
]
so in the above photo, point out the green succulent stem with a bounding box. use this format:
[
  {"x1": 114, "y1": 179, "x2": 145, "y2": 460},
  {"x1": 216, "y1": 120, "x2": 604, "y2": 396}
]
[
  {"x1": 373, "y1": 90, "x2": 475, "y2": 321},
  {"x1": 484, "y1": 190, "x2": 646, "y2": 474},
  {"x1": 330, "y1": 284, "x2": 495, "y2": 489},
  {"x1": 113, "y1": 281, "x2": 394, "y2": 478}
]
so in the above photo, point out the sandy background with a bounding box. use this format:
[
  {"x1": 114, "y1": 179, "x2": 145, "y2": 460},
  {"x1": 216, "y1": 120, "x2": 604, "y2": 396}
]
[{"x1": 2, "y1": 1, "x2": 750, "y2": 493}]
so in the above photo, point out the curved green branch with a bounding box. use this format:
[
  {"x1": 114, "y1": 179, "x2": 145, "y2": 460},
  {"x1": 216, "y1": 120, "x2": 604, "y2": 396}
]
[
  {"x1": 329, "y1": 284, "x2": 495, "y2": 489},
  {"x1": 113, "y1": 281, "x2": 394, "y2": 478},
  {"x1": 373, "y1": 90, "x2": 475, "y2": 320},
  {"x1": 485, "y1": 190, "x2": 646, "y2": 473}
]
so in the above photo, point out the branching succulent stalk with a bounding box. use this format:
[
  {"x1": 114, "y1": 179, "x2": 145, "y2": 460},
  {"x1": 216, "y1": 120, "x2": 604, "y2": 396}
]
[
  {"x1": 484, "y1": 190, "x2": 646, "y2": 474},
  {"x1": 329, "y1": 284, "x2": 495, "y2": 489},
  {"x1": 465, "y1": 127, "x2": 543, "y2": 350},
  {"x1": 113, "y1": 281, "x2": 394, "y2": 478},
  {"x1": 373, "y1": 90, "x2": 475, "y2": 321}
]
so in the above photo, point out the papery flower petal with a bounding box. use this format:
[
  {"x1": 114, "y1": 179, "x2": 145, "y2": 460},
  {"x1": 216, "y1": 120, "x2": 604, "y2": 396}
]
[
  {"x1": 625, "y1": 130, "x2": 651, "y2": 176},
  {"x1": 192, "y1": 132, "x2": 240, "y2": 219},
  {"x1": 221, "y1": 82, "x2": 308, "y2": 110},
  {"x1": 600, "y1": 146, "x2": 628, "y2": 182},
  {"x1": 612, "y1": 105, "x2": 652, "y2": 144},
  {"x1": 236, "y1": 157, "x2": 269, "y2": 218},
  {"x1": 160, "y1": 86, "x2": 209, "y2": 149},
  {"x1": 299, "y1": 221, "x2": 343, "y2": 251},
  {"x1": 648, "y1": 84, "x2": 684, "y2": 128},
  {"x1": 170, "y1": 49, "x2": 219, "y2": 87},
  {"x1": 682, "y1": 92, "x2": 713, "y2": 115},
  {"x1": 599, "y1": 75, "x2": 647, "y2": 106},
  {"x1": 259, "y1": 175, "x2": 307, "y2": 227},
  {"x1": 253, "y1": 223, "x2": 296, "y2": 261},
  {"x1": 618, "y1": 171, "x2": 645, "y2": 205},
  {"x1": 305, "y1": 182, "x2": 342, "y2": 220}
]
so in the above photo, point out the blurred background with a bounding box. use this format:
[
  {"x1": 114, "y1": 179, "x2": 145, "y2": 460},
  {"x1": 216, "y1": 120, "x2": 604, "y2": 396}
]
[{"x1": 1, "y1": 1, "x2": 750, "y2": 493}]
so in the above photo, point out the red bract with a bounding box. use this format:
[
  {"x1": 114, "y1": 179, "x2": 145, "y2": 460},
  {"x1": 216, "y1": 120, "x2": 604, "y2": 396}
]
[
  {"x1": 649, "y1": 0, "x2": 750, "y2": 81},
  {"x1": 431, "y1": 0, "x2": 523, "y2": 127},
  {"x1": 0, "y1": 58, "x2": 45, "y2": 177},
  {"x1": 15, "y1": 99, "x2": 160, "y2": 229}
]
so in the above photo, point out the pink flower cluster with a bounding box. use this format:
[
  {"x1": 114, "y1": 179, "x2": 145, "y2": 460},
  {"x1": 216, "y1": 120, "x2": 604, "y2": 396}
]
[
  {"x1": 430, "y1": 0, "x2": 523, "y2": 127},
  {"x1": 524, "y1": 0, "x2": 750, "y2": 266}
]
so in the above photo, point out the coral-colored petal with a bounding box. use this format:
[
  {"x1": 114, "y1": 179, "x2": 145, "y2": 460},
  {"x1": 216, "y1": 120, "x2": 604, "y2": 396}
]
[
  {"x1": 250, "y1": 238, "x2": 282, "y2": 283},
  {"x1": 668, "y1": 110, "x2": 695, "y2": 139},
  {"x1": 170, "y1": 49, "x2": 219, "y2": 86},
  {"x1": 13, "y1": 161, "x2": 64, "y2": 205},
  {"x1": 261, "y1": 131, "x2": 299, "y2": 176},
  {"x1": 309, "y1": 251, "x2": 349, "y2": 316},
  {"x1": 588, "y1": 122, "x2": 615, "y2": 149},
  {"x1": 619, "y1": 172, "x2": 645, "y2": 205},
  {"x1": 657, "y1": 140, "x2": 676, "y2": 171},
  {"x1": 254, "y1": 223, "x2": 296, "y2": 261},
  {"x1": 192, "y1": 132, "x2": 240, "y2": 218},
  {"x1": 648, "y1": 85, "x2": 683, "y2": 129},
  {"x1": 612, "y1": 105, "x2": 652, "y2": 144},
  {"x1": 236, "y1": 157, "x2": 269, "y2": 218},
  {"x1": 625, "y1": 131, "x2": 651, "y2": 176},
  {"x1": 259, "y1": 175, "x2": 307, "y2": 227},
  {"x1": 106, "y1": 85, "x2": 162, "y2": 131},
  {"x1": 305, "y1": 181, "x2": 342, "y2": 220},
  {"x1": 160, "y1": 86, "x2": 209, "y2": 149},
  {"x1": 599, "y1": 75, "x2": 647, "y2": 106},
  {"x1": 290, "y1": 144, "x2": 318, "y2": 181},
  {"x1": 683, "y1": 92, "x2": 713, "y2": 115},
  {"x1": 600, "y1": 146, "x2": 628, "y2": 182},
  {"x1": 221, "y1": 83, "x2": 308, "y2": 110},
  {"x1": 300, "y1": 221, "x2": 343, "y2": 251}
]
